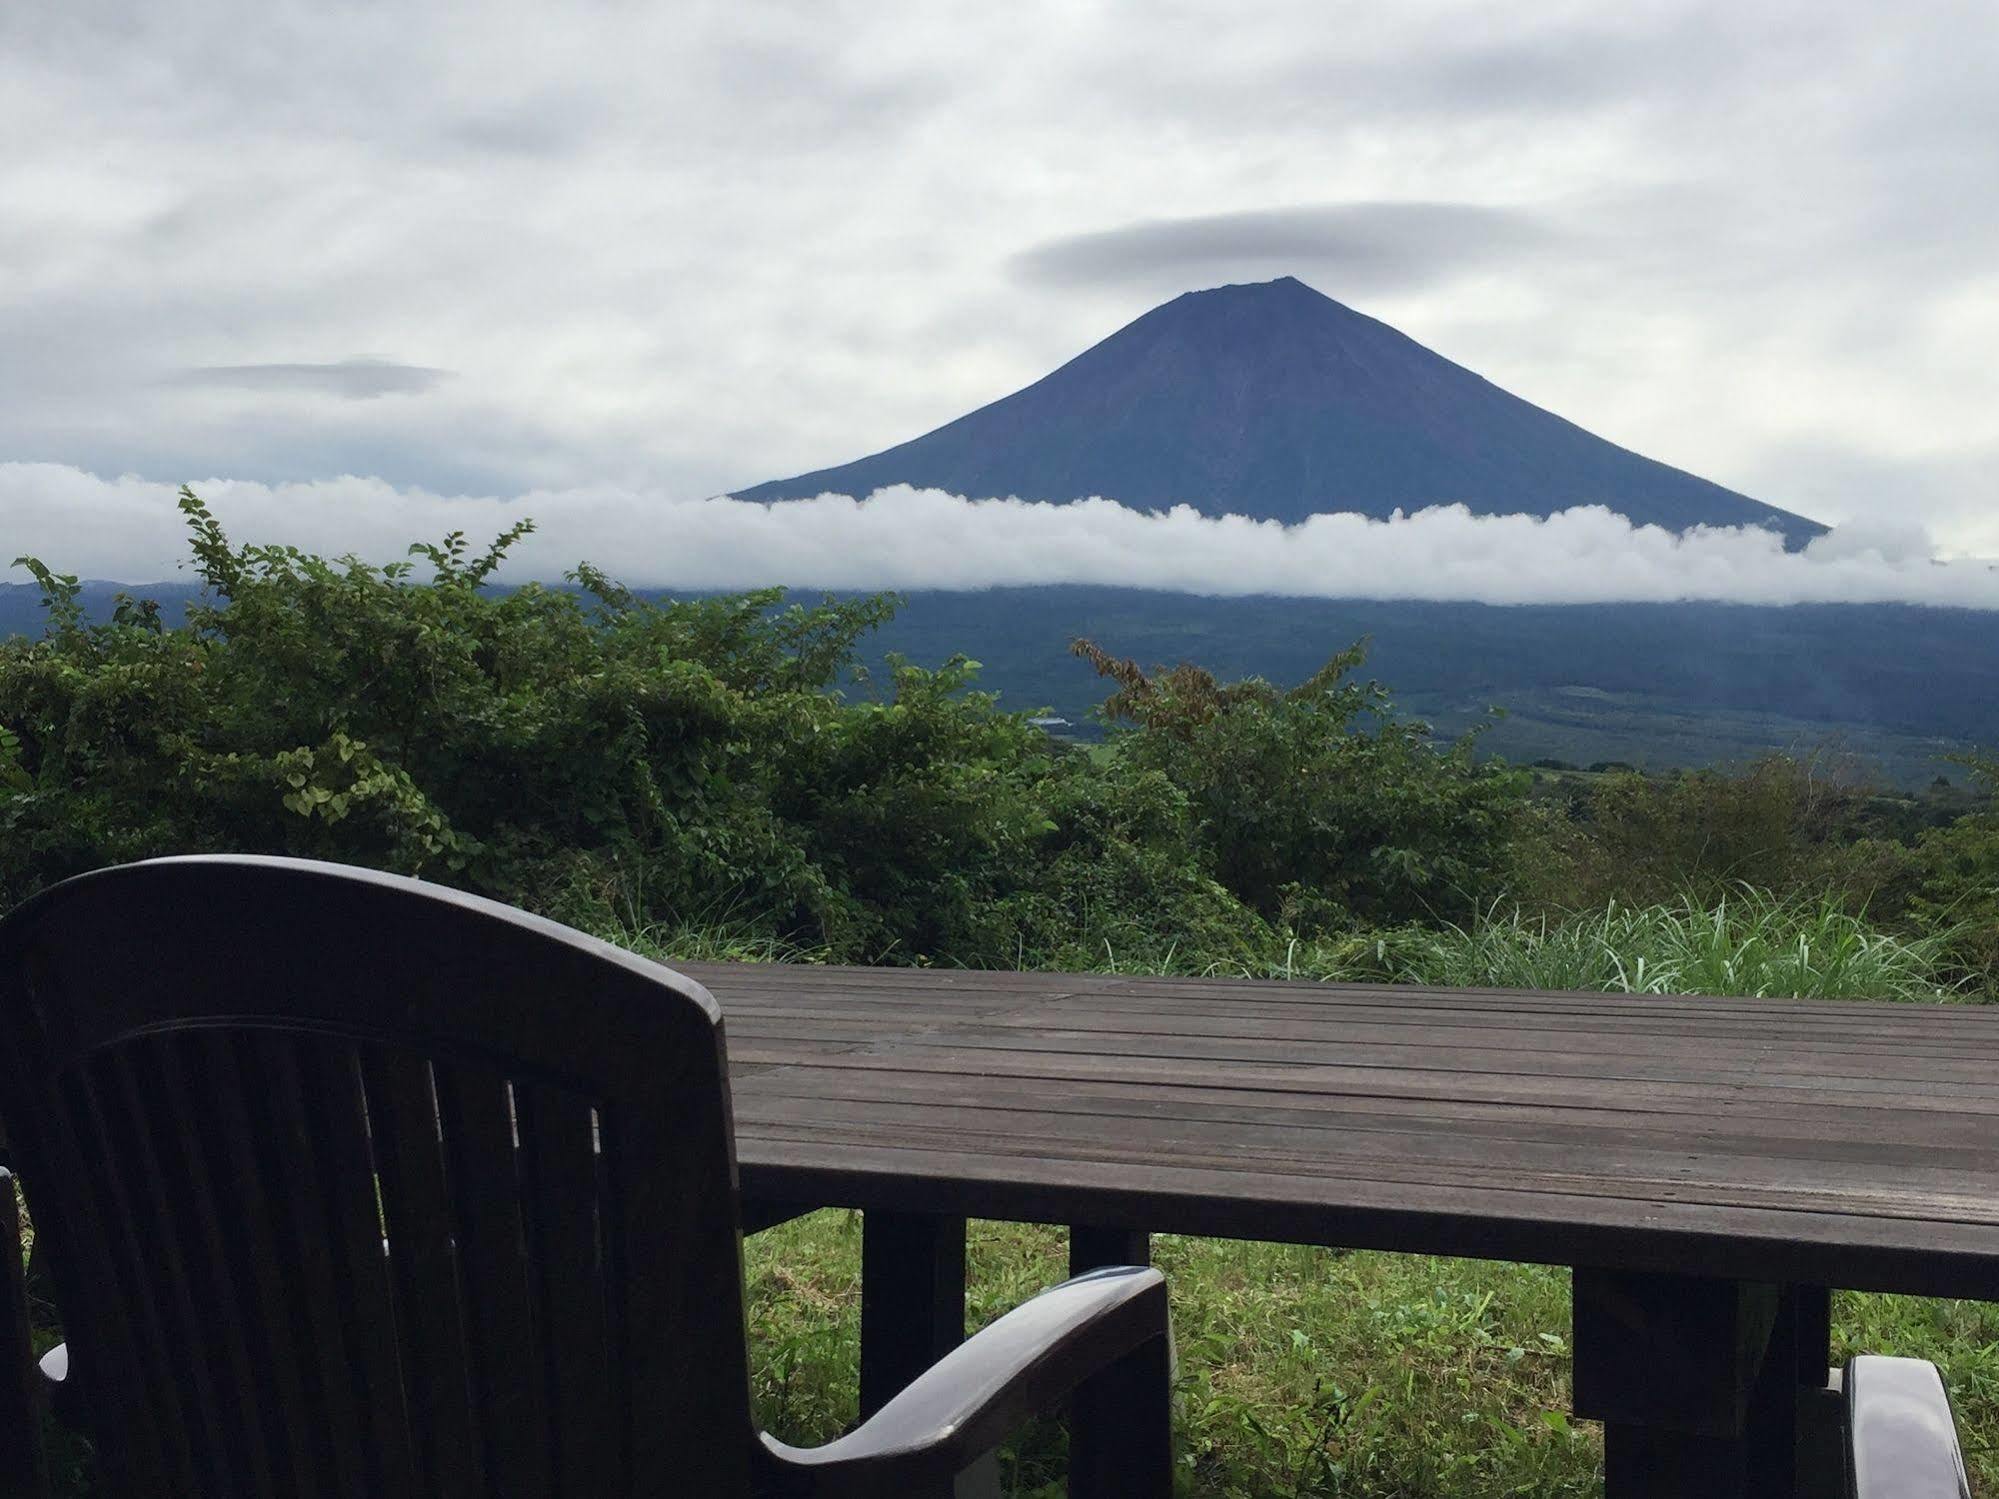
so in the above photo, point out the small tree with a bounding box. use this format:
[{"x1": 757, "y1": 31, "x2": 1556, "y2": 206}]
[{"x1": 1070, "y1": 638, "x2": 1526, "y2": 930}]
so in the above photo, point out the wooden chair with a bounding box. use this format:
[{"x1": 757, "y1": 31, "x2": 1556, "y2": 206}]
[{"x1": 0, "y1": 856, "x2": 1172, "y2": 1498}]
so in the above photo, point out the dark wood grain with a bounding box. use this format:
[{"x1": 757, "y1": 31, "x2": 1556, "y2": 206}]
[{"x1": 692, "y1": 962, "x2": 1999, "y2": 1300}]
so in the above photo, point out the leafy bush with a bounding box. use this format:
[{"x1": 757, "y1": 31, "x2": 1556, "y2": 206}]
[
  {"x1": 987, "y1": 753, "x2": 1281, "y2": 972},
  {"x1": 1530, "y1": 755, "x2": 1915, "y2": 913},
  {"x1": 1071, "y1": 640, "x2": 1526, "y2": 933},
  {"x1": 1904, "y1": 755, "x2": 1999, "y2": 983},
  {"x1": 5, "y1": 494, "x2": 1541, "y2": 969},
  {"x1": 4, "y1": 493, "x2": 883, "y2": 938}
]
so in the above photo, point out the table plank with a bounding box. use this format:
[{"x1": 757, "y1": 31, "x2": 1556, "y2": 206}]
[
  {"x1": 735, "y1": 1065, "x2": 1999, "y2": 1159},
  {"x1": 737, "y1": 1089, "x2": 1999, "y2": 1191},
  {"x1": 736, "y1": 1130, "x2": 1999, "y2": 1297}
]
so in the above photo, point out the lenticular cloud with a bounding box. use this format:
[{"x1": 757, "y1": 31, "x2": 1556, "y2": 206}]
[{"x1": 1, "y1": 463, "x2": 1991, "y2": 609}]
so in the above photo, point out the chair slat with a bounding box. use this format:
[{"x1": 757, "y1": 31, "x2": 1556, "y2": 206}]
[
  {"x1": 245, "y1": 1033, "x2": 378, "y2": 1498},
  {"x1": 0, "y1": 980, "x2": 166, "y2": 1492},
  {"x1": 435, "y1": 1066, "x2": 550, "y2": 1499},
  {"x1": 516, "y1": 1084, "x2": 615, "y2": 1497},
  {"x1": 64, "y1": 1060, "x2": 200, "y2": 1492},
  {"x1": 363, "y1": 1047, "x2": 483, "y2": 1498},
  {"x1": 0, "y1": 1160, "x2": 48, "y2": 1496},
  {"x1": 187, "y1": 1034, "x2": 326, "y2": 1498},
  {"x1": 296, "y1": 1040, "x2": 422, "y2": 1496},
  {"x1": 142, "y1": 1047, "x2": 285, "y2": 1499},
  {"x1": 614, "y1": 1082, "x2": 754, "y2": 1495}
]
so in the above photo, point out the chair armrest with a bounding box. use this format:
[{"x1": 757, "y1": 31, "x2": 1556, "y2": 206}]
[
  {"x1": 759, "y1": 1265, "x2": 1168, "y2": 1494},
  {"x1": 1844, "y1": 1356, "x2": 1971, "y2": 1499}
]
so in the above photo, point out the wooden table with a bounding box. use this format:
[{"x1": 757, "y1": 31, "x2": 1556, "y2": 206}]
[{"x1": 682, "y1": 962, "x2": 1999, "y2": 1497}]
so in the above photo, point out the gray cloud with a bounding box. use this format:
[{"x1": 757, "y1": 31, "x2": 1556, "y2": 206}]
[
  {"x1": 1011, "y1": 203, "x2": 1555, "y2": 295},
  {"x1": 168, "y1": 360, "x2": 452, "y2": 400},
  {"x1": 441, "y1": 107, "x2": 596, "y2": 160}
]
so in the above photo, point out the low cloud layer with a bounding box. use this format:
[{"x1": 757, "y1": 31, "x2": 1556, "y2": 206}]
[{"x1": 3, "y1": 463, "x2": 1990, "y2": 610}]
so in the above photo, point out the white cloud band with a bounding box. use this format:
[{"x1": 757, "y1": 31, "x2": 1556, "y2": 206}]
[{"x1": 1, "y1": 463, "x2": 1988, "y2": 609}]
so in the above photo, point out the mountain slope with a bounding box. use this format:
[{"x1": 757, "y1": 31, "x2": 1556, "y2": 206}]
[{"x1": 736, "y1": 276, "x2": 1820, "y2": 543}]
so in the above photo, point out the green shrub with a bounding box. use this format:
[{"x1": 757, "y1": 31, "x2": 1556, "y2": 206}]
[
  {"x1": 1071, "y1": 639, "x2": 1526, "y2": 933},
  {"x1": 1531, "y1": 755, "x2": 1915, "y2": 914},
  {"x1": 1893, "y1": 752, "x2": 1999, "y2": 987},
  {"x1": 4, "y1": 493, "x2": 868, "y2": 937},
  {"x1": 5, "y1": 494, "x2": 1536, "y2": 973}
]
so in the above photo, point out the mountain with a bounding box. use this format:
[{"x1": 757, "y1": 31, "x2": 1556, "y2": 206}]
[{"x1": 735, "y1": 276, "x2": 1821, "y2": 544}]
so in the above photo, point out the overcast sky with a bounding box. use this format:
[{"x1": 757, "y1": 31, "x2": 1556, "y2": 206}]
[{"x1": 4, "y1": 0, "x2": 1997, "y2": 580}]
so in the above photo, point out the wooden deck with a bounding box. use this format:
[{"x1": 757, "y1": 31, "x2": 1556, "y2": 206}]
[{"x1": 685, "y1": 962, "x2": 1999, "y2": 1496}]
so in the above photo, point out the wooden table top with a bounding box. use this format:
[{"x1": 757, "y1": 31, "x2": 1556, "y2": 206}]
[{"x1": 679, "y1": 963, "x2": 1999, "y2": 1299}]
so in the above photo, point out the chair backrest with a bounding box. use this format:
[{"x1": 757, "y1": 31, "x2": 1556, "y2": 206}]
[{"x1": 0, "y1": 856, "x2": 755, "y2": 1498}]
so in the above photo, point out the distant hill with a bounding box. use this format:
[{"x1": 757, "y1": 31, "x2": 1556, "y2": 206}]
[
  {"x1": 862, "y1": 589, "x2": 1994, "y2": 786},
  {"x1": 735, "y1": 276, "x2": 1822, "y2": 544}
]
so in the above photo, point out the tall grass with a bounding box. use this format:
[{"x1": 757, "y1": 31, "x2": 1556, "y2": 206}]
[
  {"x1": 607, "y1": 918, "x2": 834, "y2": 967},
  {"x1": 1001, "y1": 891, "x2": 1971, "y2": 1002},
  {"x1": 1306, "y1": 890, "x2": 1968, "y2": 1001},
  {"x1": 604, "y1": 889, "x2": 1972, "y2": 1004}
]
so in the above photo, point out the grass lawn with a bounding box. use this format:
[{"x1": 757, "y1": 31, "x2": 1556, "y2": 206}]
[{"x1": 746, "y1": 1211, "x2": 1999, "y2": 1498}]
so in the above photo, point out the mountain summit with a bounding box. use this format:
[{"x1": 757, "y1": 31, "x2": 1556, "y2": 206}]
[{"x1": 735, "y1": 276, "x2": 1820, "y2": 543}]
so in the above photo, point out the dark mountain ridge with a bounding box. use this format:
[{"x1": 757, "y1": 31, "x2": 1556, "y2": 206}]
[{"x1": 736, "y1": 276, "x2": 1821, "y2": 544}]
